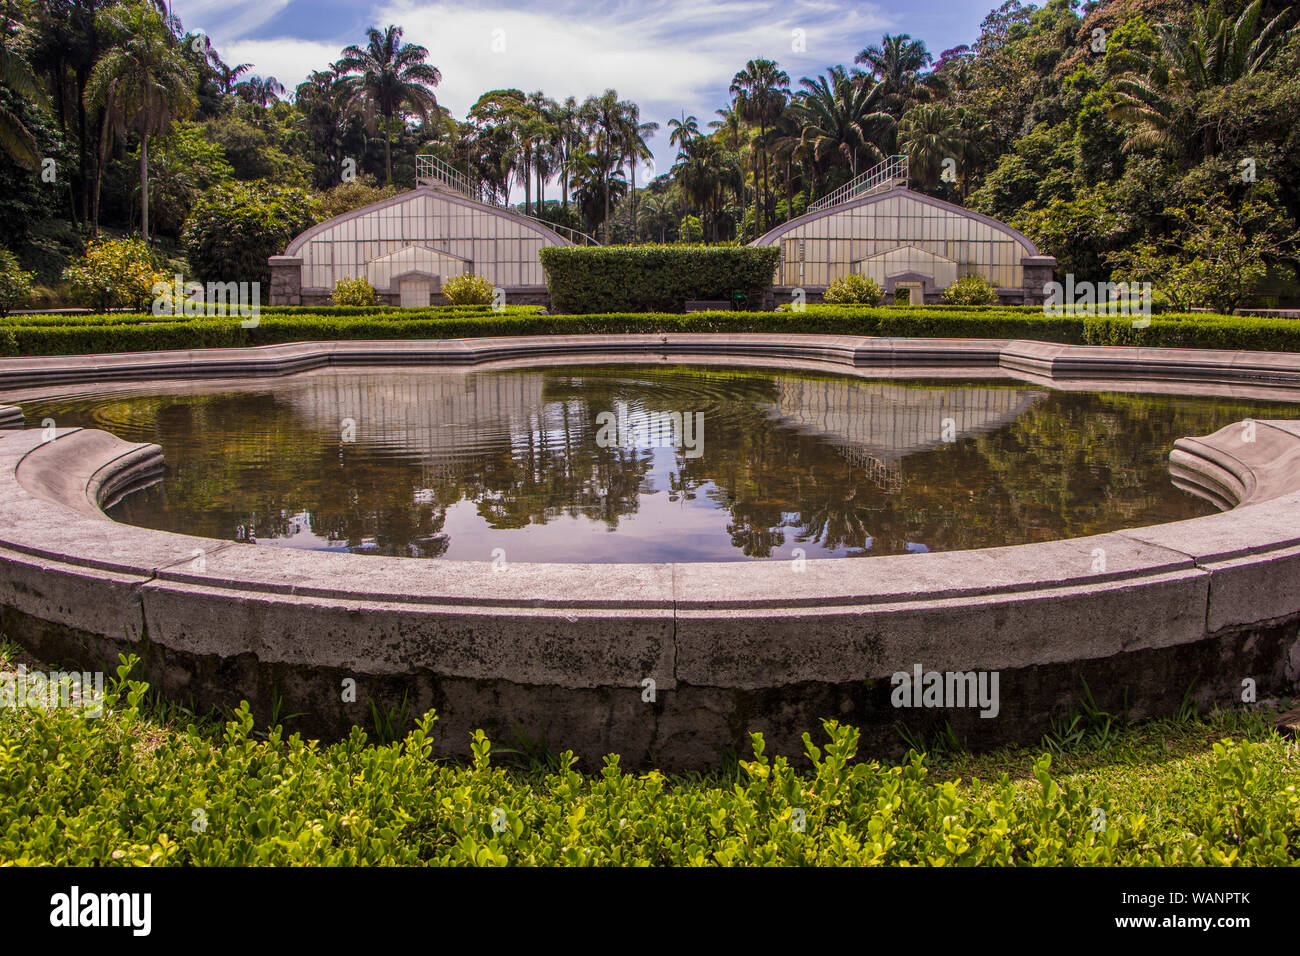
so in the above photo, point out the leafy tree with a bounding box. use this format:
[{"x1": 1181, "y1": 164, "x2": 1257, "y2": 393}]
[
  {"x1": 1107, "y1": 190, "x2": 1299, "y2": 313},
  {"x1": 140, "y1": 120, "x2": 234, "y2": 236},
  {"x1": 181, "y1": 180, "x2": 317, "y2": 287}
]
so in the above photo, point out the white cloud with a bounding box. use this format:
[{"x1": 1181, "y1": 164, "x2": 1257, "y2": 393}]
[
  {"x1": 174, "y1": 0, "x2": 896, "y2": 183},
  {"x1": 218, "y1": 38, "x2": 343, "y2": 87},
  {"x1": 171, "y1": 0, "x2": 295, "y2": 43}
]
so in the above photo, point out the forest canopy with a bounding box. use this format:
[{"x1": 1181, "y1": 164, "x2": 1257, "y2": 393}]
[{"x1": 1, "y1": 0, "x2": 1298, "y2": 311}]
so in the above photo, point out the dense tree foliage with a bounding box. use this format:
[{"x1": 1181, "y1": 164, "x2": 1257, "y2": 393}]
[{"x1": 1, "y1": 0, "x2": 1298, "y2": 308}]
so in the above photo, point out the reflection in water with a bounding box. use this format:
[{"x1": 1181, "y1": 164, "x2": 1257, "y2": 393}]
[{"x1": 16, "y1": 364, "x2": 1300, "y2": 562}]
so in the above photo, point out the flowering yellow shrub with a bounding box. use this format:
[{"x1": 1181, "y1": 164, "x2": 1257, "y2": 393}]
[{"x1": 62, "y1": 239, "x2": 168, "y2": 313}]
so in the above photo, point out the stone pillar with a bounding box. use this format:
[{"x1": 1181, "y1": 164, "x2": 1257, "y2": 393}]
[
  {"x1": 268, "y1": 256, "x2": 303, "y2": 306},
  {"x1": 1021, "y1": 256, "x2": 1057, "y2": 306}
]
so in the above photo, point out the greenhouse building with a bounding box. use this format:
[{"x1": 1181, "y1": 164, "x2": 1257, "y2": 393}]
[
  {"x1": 269, "y1": 156, "x2": 580, "y2": 307},
  {"x1": 751, "y1": 156, "x2": 1057, "y2": 305}
]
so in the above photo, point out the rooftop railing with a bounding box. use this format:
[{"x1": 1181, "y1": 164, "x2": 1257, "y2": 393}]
[
  {"x1": 807, "y1": 154, "x2": 909, "y2": 212},
  {"x1": 415, "y1": 154, "x2": 600, "y2": 246}
]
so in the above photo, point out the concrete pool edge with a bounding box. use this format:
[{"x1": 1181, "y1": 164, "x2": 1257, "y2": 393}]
[
  {"x1": 5, "y1": 333, "x2": 1300, "y2": 391},
  {"x1": 1, "y1": 337, "x2": 1299, "y2": 767}
]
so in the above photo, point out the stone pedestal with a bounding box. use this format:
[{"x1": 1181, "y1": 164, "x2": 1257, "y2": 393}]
[
  {"x1": 1021, "y1": 255, "x2": 1058, "y2": 306},
  {"x1": 268, "y1": 256, "x2": 303, "y2": 306}
]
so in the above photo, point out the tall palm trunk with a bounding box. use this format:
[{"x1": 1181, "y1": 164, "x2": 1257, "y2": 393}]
[
  {"x1": 628, "y1": 155, "x2": 638, "y2": 243},
  {"x1": 384, "y1": 112, "x2": 393, "y2": 184},
  {"x1": 139, "y1": 132, "x2": 149, "y2": 240}
]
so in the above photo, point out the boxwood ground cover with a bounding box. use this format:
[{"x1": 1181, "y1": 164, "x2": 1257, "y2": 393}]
[
  {"x1": 1, "y1": 646, "x2": 1295, "y2": 866},
  {"x1": 5, "y1": 304, "x2": 1300, "y2": 357}
]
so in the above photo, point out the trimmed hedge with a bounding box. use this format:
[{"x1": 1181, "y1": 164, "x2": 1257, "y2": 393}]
[
  {"x1": 4, "y1": 305, "x2": 1300, "y2": 356},
  {"x1": 540, "y1": 244, "x2": 781, "y2": 313}
]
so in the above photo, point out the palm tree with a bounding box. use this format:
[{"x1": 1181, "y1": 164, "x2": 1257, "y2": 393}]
[
  {"x1": 638, "y1": 192, "x2": 674, "y2": 243},
  {"x1": 769, "y1": 105, "x2": 808, "y2": 224},
  {"x1": 729, "y1": 59, "x2": 789, "y2": 232},
  {"x1": 236, "y1": 75, "x2": 285, "y2": 110},
  {"x1": 552, "y1": 96, "x2": 583, "y2": 212},
  {"x1": 673, "y1": 135, "x2": 724, "y2": 241},
  {"x1": 855, "y1": 33, "x2": 933, "y2": 113},
  {"x1": 297, "y1": 66, "x2": 355, "y2": 186},
  {"x1": 1109, "y1": 0, "x2": 1298, "y2": 157},
  {"x1": 0, "y1": 43, "x2": 46, "y2": 170},
  {"x1": 667, "y1": 113, "x2": 699, "y2": 149},
  {"x1": 792, "y1": 66, "x2": 893, "y2": 187},
  {"x1": 584, "y1": 89, "x2": 629, "y2": 242},
  {"x1": 620, "y1": 103, "x2": 657, "y2": 243},
  {"x1": 898, "y1": 103, "x2": 962, "y2": 191},
  {"x1": 338, "y1": 24, "x2": 441, "y2": 184},
  {"x1": 212, "y1": 57, "x2": 252, "y2": 96},
  {"x1": 84, "y1": 0, "x2": 196, "y2": 239},
  {"x1": 570, "y1": 149, "x2": 627, "y2": 236}
]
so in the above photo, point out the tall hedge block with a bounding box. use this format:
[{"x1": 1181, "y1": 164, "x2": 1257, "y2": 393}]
[{"x1": 539, "y1": 245, "x2": 781, "y2": 313}]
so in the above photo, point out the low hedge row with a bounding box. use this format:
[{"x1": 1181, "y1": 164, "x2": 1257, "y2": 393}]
[
  {"x1": 3, "y1": 306, "x2": 1300, "y2": 356},
  {"x1": 540, "y1": 244, "x2": 781, "y2": 313},
  {"x1": 2, "y1": 660, "x2": 1296, "y2": 865},
  {"x1": 0, "y1": 304, "x2": 539, "y2": 327}
]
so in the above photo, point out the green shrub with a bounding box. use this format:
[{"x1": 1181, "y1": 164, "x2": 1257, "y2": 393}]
[
  {"x1": 942, "y1": 274, "x2": 999, "y2": 305},
  {"x1": 8, "y1": 303, "x2": 1300, "y2": 357},
  {"x1": 1, "y1": 656, "x2": 1297, "y2": 866},
  {"x1": 182, "y1": 180, "x2": 318, "y2": 289},
  {"x1": 823, "y1": 273, "x2": 884, "y2": 305},
  {"x1": 61, "y1": 238, "x2": 168, "y2": 313},
  {"x1": 442, "y1": 273, "x2": 495, "y2": 306},
  {"x1": 331, "y1": 276, "x2": 380, "y2": 307},
  {"x1": 540, "y1": 244, "x2": 780, "y2": 313},
  {"x1": 313, "y1": 179, "x2": 399, "y2": 220},
  {"x1": 0, "y1": 249, "x2": 34, "y2": 317}
]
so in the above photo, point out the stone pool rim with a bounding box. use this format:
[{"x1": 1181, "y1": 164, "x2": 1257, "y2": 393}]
[{"x1": 1, "y1": 334, "x2": 1299, "y2": 768}]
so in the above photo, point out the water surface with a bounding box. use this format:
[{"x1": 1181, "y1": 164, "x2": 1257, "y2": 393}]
[{"x1": 17, "y1": 365, "x2": 1300, "y2": 562}]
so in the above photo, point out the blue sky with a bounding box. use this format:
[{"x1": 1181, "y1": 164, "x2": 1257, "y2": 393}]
[{"x1": 171, "y1": 0, "x2": 998, "y2": 181}]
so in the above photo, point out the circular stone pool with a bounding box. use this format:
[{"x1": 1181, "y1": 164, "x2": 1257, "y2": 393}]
[
  {"x1": 4, "y1": 334, "x2": 1300, "y2": 770},
  {"x1": 18, "y1": 364, "x2": 1300, "y2": 562}
]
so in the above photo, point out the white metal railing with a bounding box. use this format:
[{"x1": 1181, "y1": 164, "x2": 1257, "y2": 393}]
[
  {"x1": 415, "y1": 154, "x2": 599, "y2": 245},
  {"x1": 808, "y1": 154, "x2": 909, "y2": 212},
  {"x1": 416, "y1": 154, "x2": 491, "y2": 203}
]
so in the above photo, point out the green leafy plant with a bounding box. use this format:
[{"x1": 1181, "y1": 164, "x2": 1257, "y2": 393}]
[
  {"x1": 1, "y1": 655, "x2": 1298, "y2": 865},
  {"x1": 61, "y1": 238, "x2": 168, "y2": 313},
  {"x1": 0, "y1": 249, "x2": 34, "y2": 317},
  {"x1": 823, "y1": 273, "x2": 884, "y2": 305},
  {"x1": 441, "y1": 273, "x2": 495, "y2": 306},
  {"x1": 331, "y1": 276, "x2": 380, "y2": 307},
  {"x1": 941, "y1": 274, "x2": 998, "y2": 305},
  {"x1": 539, "y1": 244, "x2": 780, "y2": 313},
  {"x1": 182, "y1": 180, "x2": 318, "y2": 288}
]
